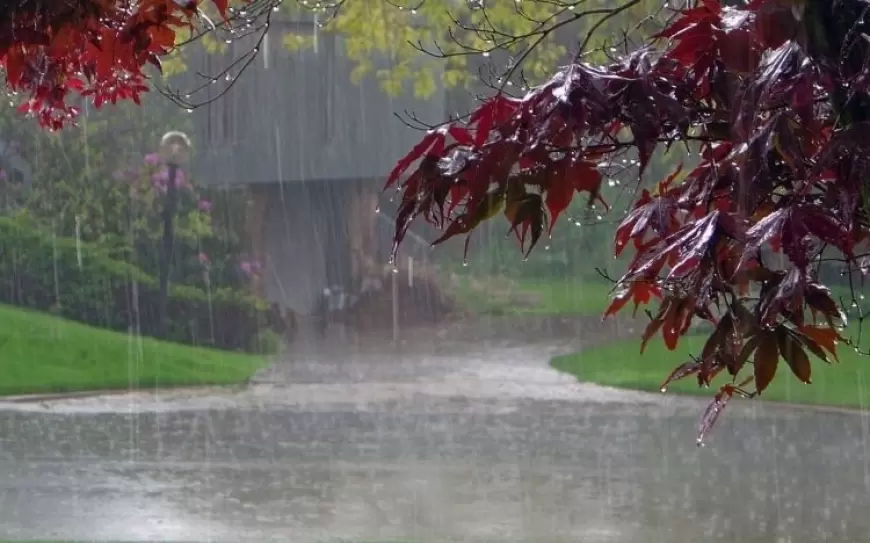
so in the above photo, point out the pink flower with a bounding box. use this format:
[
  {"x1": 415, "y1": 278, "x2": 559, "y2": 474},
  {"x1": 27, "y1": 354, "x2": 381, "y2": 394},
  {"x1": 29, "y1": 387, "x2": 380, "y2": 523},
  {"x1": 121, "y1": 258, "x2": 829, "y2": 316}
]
[
  {"x1": 198, "y1": 199, "x2": 213, "y2": 212},
  {"x1": 150, "y1": 168, "x2": 188, "y2": 192},
  {"x1": 150, "y1": 169, "x2": 167, "y2": 190},
  {"x1": 143, "y1": 153, "x2": 161, "y2": 166},
  {"x1": 239, "y1": 259, "x2": 263, "y2": 278}
]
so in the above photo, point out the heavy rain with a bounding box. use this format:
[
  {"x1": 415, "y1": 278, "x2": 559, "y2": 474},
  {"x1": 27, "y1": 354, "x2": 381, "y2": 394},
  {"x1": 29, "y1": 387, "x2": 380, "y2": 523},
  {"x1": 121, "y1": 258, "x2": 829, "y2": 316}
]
[{"x1": 1, "y1": 1, "x2": 870, "y2": 542}]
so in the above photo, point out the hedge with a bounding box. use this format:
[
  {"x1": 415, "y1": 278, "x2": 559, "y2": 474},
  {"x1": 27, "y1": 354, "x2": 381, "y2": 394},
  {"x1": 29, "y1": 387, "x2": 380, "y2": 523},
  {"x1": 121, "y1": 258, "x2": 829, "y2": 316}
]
[{"x1": 0, "y1": 215, "x2": 285, "y2": 352}]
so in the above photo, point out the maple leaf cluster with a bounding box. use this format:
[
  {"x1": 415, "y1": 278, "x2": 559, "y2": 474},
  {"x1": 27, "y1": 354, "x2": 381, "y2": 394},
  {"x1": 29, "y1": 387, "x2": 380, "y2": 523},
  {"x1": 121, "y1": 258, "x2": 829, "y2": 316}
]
[
  {"x1": 387, "y1": 0, "x2": 870, "y2": 442},
  {"x1": 0, "y1": 0, "x2": 236, "y2": 129}
]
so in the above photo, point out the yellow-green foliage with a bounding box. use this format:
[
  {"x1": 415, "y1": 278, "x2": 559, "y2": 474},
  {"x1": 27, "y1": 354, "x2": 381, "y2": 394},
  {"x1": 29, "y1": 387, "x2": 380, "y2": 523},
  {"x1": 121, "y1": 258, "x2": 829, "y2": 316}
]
[
  {"x1": 155, "y1": 0, "x2": 667, "y2": 99},
  {"x1": 279, "y1": 0, "x2": 666, "y2": 99}
]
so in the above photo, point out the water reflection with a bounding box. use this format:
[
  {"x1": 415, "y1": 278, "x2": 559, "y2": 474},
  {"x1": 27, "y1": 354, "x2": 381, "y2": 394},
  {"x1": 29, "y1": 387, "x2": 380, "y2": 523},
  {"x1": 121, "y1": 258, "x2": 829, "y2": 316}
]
[{"x1": 0, "y1": 336, "x2": 867, "y2": 542}]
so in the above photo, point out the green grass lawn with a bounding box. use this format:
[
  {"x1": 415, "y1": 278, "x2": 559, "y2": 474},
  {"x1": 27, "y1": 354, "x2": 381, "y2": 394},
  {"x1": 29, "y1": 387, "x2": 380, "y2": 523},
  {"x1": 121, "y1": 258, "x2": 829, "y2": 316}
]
[
  {"x1": 0, "y1": 304, "x2": 268, "y2": 396},
  {"x1": 449, "y1": 275, "x2": 614, "y2": 316},
  {"x1": 449, "y1": 278, "x2": 868, "y2": 319},
  {"x1": 552, "y1": 326, "x2": 870, "y2": 409}
]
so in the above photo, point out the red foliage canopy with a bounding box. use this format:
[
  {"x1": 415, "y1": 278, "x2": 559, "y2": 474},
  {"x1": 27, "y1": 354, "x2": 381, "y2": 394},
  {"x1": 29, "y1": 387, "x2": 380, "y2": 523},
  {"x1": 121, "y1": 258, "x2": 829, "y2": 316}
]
[
  {"x1": 387, "y1": 0, "x2": 870, "y2": 443},
  {"x1": 0, "y1": 0, "x2": 234, "y2": 129}
]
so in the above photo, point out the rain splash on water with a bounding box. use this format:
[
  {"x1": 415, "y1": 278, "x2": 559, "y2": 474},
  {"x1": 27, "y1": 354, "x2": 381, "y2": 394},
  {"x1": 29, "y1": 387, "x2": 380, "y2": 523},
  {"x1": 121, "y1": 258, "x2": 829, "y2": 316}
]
[{"x1": 0, "y1": 3, "x2": 869, "y2": 543}]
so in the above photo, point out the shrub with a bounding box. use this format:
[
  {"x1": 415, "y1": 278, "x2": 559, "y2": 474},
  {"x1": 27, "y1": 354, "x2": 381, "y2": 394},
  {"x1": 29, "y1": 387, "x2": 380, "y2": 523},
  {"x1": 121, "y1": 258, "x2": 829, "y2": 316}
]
[
  {"x1": 22, "y1": 148, "x2": 256, "y2": 297},
  {"x1": 0, "y1": 215, "x2": 285, "y2": 353}
]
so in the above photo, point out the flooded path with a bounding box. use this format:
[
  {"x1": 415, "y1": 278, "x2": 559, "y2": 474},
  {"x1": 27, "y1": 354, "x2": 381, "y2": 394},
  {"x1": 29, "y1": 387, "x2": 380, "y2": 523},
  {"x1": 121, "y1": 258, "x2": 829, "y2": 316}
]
[{"x1": 1, "y1": 318, "x2": 869, "y2": 542}]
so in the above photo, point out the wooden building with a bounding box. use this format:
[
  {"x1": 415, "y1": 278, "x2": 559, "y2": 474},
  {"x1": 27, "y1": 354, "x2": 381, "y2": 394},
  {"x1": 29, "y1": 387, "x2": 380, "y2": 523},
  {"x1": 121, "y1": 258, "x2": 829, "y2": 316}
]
[{"x1": 185, "y1": 14, "x2": 448, "y2": 321}]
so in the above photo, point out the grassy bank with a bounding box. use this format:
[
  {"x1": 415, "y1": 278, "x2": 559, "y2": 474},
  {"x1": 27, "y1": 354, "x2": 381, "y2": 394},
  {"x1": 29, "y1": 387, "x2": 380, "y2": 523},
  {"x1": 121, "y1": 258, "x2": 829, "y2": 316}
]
[
  {"x1": 0, "y1": 304, "x2": 267, "y2": 396},
  {"x1": 552, "y1": 326, "x2": 870, "y2": 409},
  {"x1": 448, "y1": 275, "x2": 614, "y2": 316}
]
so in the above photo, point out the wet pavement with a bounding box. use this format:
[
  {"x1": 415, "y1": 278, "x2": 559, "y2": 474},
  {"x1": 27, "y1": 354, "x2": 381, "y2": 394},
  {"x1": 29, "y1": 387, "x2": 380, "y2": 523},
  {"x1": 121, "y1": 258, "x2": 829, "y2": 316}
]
[{"x1": 1, "y1": 318, "x2": 869, "y2": 542}]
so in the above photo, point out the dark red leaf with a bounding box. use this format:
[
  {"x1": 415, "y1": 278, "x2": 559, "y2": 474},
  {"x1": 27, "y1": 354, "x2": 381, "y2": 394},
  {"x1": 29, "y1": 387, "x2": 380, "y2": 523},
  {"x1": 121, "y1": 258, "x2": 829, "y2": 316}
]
[
  {"x1": 448, "y1": 126, "x2": 474, "y2": 146},
  {"x1": 661, "y1": 300, "x2": 683, "y2": 351},
  {"x1": 212, "y1": 0, "x2": 229, "y2": 17},
  {"x1": 777, "y1": 327, "x2": 812, "y2": 384},
  {"x1": 735, "y1": 330, "x2": 759, "y2": 362},
  {"x1": 604, "y1": 280, "x2": 663, "y2": 318},
  {"x1": 753, "y1": 332, "x2": 779, "y2": 393},
  {"x1": 544, "y1": 177, "x2": 574, "y2": 235},
  {"x1": 505, "y1": 193, "x2": 546, "y2": 256},
  {"x1": 697, "y1": 384, "x2": 736, "y2": 446},
  {"x1": 660, "y1": 358, "x2": 703, "y2": 392},
  {"x1": 430, "y1": 215, "x2": 474, "y2": 247},
  {"x1": 641, "y1": 304, "x2": 668, "y2": 354},
  {"x1": 805, "y1": 283, "x2": 846, "y2": 326},
  {"x1": 385, "y1": 130, "x2": 446, "y2": 189},
  {"x1": 794, "y1": 329, "x2": 832, "y2": 365},
  {"x1": 798, "y1": 325, "x2": 842, "y2": 363}
]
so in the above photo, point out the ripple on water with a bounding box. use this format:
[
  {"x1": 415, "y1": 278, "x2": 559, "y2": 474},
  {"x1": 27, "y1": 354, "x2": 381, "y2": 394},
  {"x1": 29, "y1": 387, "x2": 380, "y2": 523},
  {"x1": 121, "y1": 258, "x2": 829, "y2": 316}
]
[{"x1": 0, "y1": 337, "x2": 867, "y2": 542}]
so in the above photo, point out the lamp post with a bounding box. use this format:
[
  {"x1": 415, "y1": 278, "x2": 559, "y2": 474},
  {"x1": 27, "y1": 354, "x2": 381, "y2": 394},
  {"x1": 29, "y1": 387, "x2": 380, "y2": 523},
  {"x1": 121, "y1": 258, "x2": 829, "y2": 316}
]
[{"x1": 156, "y1": 131, "x2": 191, "y2": 339}]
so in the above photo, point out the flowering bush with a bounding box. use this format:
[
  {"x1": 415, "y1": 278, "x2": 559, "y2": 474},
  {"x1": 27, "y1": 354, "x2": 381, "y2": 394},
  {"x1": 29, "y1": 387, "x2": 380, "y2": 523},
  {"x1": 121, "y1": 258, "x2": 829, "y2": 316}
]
[{"x1": 117, "y1": 152, "x2": 257, "y2": 293}]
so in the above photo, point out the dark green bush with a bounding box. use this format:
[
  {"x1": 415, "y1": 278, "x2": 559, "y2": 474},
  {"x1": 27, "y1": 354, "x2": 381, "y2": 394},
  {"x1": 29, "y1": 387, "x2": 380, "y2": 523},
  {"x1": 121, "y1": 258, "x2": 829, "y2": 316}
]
[{"x1": 0, "y1": 215, "x2": 286, "y2": 353}]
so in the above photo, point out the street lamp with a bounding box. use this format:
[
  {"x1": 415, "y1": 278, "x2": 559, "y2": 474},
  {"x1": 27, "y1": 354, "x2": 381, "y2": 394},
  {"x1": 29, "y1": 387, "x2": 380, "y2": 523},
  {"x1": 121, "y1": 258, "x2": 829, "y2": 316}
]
[{"x1": 156, "y1": 130, "x2": 191, "y2": 339}]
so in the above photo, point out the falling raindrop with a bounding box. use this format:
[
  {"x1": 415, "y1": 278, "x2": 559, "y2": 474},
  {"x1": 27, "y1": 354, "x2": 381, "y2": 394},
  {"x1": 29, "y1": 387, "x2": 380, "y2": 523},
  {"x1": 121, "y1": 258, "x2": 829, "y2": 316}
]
[{"x1": 75, "y1": 215, "x2": 82, "y2": 269}]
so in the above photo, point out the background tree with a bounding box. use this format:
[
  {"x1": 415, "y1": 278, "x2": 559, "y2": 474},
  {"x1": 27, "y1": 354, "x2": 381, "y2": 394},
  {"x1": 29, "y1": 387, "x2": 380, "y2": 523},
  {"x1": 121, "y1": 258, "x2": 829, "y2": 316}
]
[
  {"x1": 283, "y1": 0, "x2": 670, "y2": 111},
  {"x1": 386, "y1": 0, "x2": 870, "y2": 442}
]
